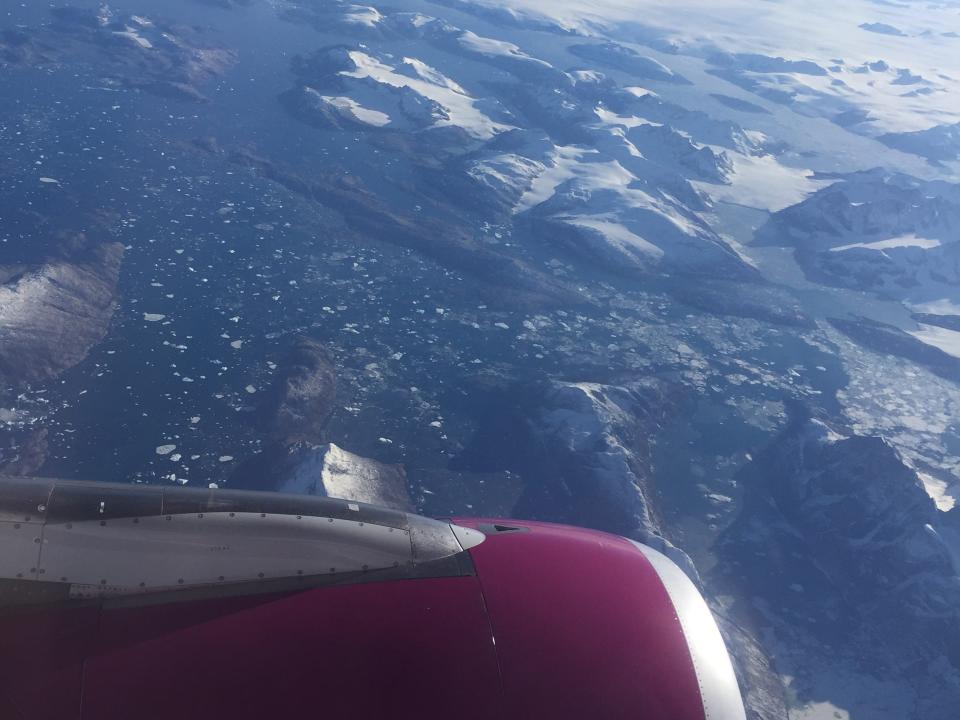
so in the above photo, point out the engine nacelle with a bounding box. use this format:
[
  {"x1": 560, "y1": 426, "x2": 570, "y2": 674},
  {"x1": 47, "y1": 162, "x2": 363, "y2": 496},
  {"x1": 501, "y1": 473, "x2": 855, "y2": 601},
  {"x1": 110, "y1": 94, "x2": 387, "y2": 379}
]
[{"x1": 0, "y1": 476, "x2": 745, "y2": 720}]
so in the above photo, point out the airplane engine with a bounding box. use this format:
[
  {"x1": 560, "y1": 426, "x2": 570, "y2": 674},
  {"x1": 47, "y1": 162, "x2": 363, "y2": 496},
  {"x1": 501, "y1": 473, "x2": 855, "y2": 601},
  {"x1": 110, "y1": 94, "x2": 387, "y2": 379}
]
[{"x1": 0, "y1": 476, "x2": 745, "y2": 720}]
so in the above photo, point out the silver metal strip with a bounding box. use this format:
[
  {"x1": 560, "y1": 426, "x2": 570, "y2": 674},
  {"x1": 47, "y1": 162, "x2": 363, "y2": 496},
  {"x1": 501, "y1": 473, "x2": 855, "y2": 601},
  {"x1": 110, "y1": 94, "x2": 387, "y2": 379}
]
[
  {"x1": 39, "y1": 512, "x2": 412, "y2": 596},
  {"x1": 631, "y1": 541, "x2": 747, "y2": 720},
  {"x1": 0, "y1": 476, "x2": 484, "y2": 601}
]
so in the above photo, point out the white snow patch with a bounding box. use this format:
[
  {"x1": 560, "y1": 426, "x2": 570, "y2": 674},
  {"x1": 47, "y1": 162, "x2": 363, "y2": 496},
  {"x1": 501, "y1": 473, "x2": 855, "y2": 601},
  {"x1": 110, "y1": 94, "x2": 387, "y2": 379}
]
[
  {"x1": 563, "y1": 216, "x2": 664, "y2": 258},
  {"x1": 908, "y1": 298, "x2": 960, "y2": 316},
  {"x1": 342, "y1": 5, "x2": 383, "y2": 27},
  {"x1": 830, "y1": 235, "x2": 943, "y2": 252},
  {"x1": 908, "y1": 324, "x2": 960, "y2": 359},
  {"x1": 112, "y1": 29, "x2": 153, "y2": 49},
  {"x1": 320, "y1": 94, "x2": 391, "y2": 127},
  {"x1": 341, "y1": 51, "x2": 510, "y2": 139},
  {"x1": 401, "y1": 57, "x2": 468, "y2": 94},
  {"x1": 594, "y1": 106, "x2": 659, "y2": 129},
  {"x1": 917, "y1": 471, "x2": 958, "y2": 512},
  {"x1": 694, "y1": 152, "x2": 827, "y2": 212},
  {"x1": 516, "y1": 145, "x2": 702, "y2": 238},
  {"x1": 467, "y1": 152, "x2": 549, "y2": 196},
  {"x1": 517, "y1": 146, "x2": 624, "y2": 211},
  {"x1": 458, "y1": 30, "x2": 550, "y2": 66}
]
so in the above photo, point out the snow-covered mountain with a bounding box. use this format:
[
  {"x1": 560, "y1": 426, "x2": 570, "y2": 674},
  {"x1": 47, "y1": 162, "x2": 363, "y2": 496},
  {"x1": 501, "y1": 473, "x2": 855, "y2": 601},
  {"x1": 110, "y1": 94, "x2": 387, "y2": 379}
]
[
  {"x1": 271, "y1": 3, "x2": 780, "y2": 279},
  {"x1": 719, "y1": 411, "x2": 960, "y2": 719},
  {"x1": 880, "y1": 123, "x2": 960, "y2": 166},
  {"x1": 0, "y1": 224, "x2": 123, "y2": 387},
  {"x1": 759, "y1": 171, "x2": 960, "y2": 327}
]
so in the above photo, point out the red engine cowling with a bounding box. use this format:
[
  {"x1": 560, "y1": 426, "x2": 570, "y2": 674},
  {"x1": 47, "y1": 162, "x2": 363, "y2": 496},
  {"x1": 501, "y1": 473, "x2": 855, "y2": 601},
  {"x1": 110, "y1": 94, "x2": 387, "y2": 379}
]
[{"x1": 0, "y1": 477, "x2": 745, "y2": 719}]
